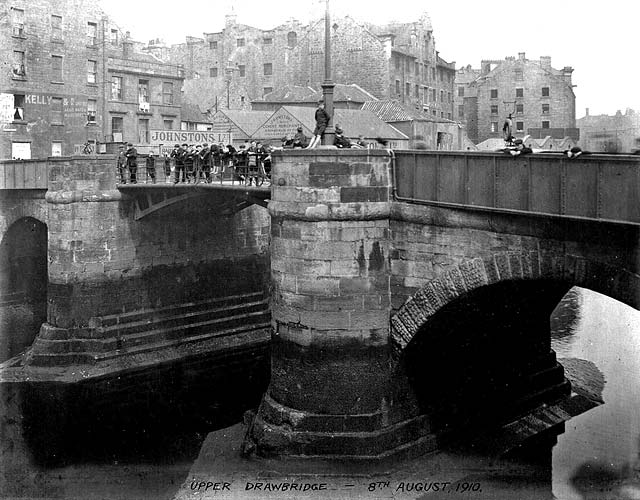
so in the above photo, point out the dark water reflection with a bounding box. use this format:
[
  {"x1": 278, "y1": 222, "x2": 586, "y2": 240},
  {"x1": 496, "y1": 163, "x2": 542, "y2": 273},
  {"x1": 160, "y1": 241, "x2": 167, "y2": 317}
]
[{"x1": 551, "y1": 287, "x2": 640, "y2": 500}]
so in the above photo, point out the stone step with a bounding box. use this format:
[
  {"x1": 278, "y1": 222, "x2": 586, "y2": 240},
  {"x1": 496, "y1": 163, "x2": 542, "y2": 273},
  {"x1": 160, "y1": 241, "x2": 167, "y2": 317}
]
[
  {"x1": 31, "y1": 309, "x2": 270, "y2": 355},
  {"x1": 113, "y1": 310, "x2": 270, "y2": 350},
  {"x1": 97, "y1": 299, "x2": 269, "y2": 338},
  {"x1": 27, "y1": 321, "x2": 271, "y2": 367},
  {"x1": 91, "y1": 291, "x2": 266, "y2": 328},
  {"x1": 251, "y1": 412, "x2": 433, "y2": 458}
]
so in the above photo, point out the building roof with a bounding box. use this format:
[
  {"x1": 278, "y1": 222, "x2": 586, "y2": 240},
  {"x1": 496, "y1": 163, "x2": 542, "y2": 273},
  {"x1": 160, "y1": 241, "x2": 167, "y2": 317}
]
[
  {"x1": 181, "y1": 103, "x2": 209, "y2": 123},
  {"x1": 362, "y1": 99, "x2": 447, "y2": 123},
  {"x1": 278, "y1": 106, "x2": 408, "y2": 140},
  {"x1": 262, "y1": 86, "x2": 317, "y2": 102}
]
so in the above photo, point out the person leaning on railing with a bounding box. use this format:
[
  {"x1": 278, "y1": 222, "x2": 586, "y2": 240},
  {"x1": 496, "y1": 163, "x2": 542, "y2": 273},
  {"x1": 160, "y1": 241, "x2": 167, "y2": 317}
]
[{"x1": 145, "y1": 152, "x2": 156, "y2": 183}]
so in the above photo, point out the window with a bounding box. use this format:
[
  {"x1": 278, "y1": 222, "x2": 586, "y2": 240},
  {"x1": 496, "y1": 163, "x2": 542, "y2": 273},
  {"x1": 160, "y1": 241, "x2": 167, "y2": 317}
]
[
  {"x1": 52, "y1": 55, "x2": 63, "y2": 81},
  {"x1": 87, "y1": 60, "x2": 97, "y2": 84},
  {"x1": 448, "y1": 92, "x2": 451, "y2": 103},
  {"x1": 110, "y1": 29, "x2": 118, "y2": 45},
  {"x1": 210, "y1": 67, "x2": 218, "y2": 77},
  {"x1": 13, "y1": 94, "x2": 25, "y2": 120},
  {"x1": 111, "y1": 116, "x2": 123, "y2": 142},
  {"x1": 515, "y1": 69, "x2": 523, "y2": 81},
  {"x1": 263, "y1": 63, "x2": 272, "y2": 76},
  {"x1": 87, "y1": 99, "x2": 97, "y2": 123},
  {"x1": 490, "y1": 105, "x2": 498, "y2": 115},
  {"x1": 431, "y1": 67, "x2": 436, "y2": 81},
  {"x1": 542, "y1": 87, "x2": 550, "y2": 97},
  {"x1": 395, "y1": 80, "x2": 400, "y2": 95},
  {"x1": 431, "y1": 88, "x2": 436, "y2": 101},
  {"x1": 138, "y1": 118, "x2": 149, "y2": 143},
  {"x1": 210, "y1": 40, "x2": 217, "y2": 50},
  {"x1": 395, "y1": 58, "x2": 400, "y2": 70},
  {"x1": 458, "y1": 86, "x2": 465, "y2": 97},
  {"x1": 263, "y1": 87, "x2": 273, "y2": 96},
  {"x1": 432, "y1": 109, "x2": 437, "y2": 116},
  {"x1": 51, "y1": 97, "x2": 63, "y2": 124},
  {"x1": 458, "y1": 104, "x2": 464, "y2": 119},
  {"x1": 263, "y1": 37, "x2": 272, "y2": 45},
  {"x1": 11, "y1": 8, "x2": 24, "y2": 36},
  {"x1": 52, "y1": 15, "x2": 62, "y2": 40},
  {"x1": 415, "y1": 84, "x2": 419, "y2": 98},
  {"x1": 440, "y1": 90, "x2": 444, "y2": 102},
  {"x1": 406, "y1": 82, "x2": 411, "y2": 96},
  {"x1": 87, "y1": 22, "x2": 97, "y2": 45},
  {"x1": 237, "y1": 38, "x2": 245, "y2": 47},
  {"x1": 163, "y1": 119, "x2": 173, "y2": 130},
  {"x1": 111, "y1": 76, "x2": 123, "y2": 100},
  {"x1": 162, "y1": 82, "x2": 173, "y2": 104},
  {"x1": 491, "y1": 122, "x2": 498, "y2": 133},
  {"x1": 415, "y1": 62, "x2": 419, "y2": 75},
  {"x1": 447, "y1": 112, "x2": 452, "y2": 120},
  {"x1": 287, "y1": 32, "x2": 297, "y2": 48},
  {"x1": 490, "y1": 89, "x2": 498, "y2": 98},
  {"x1": 13, "y1": 51, "x2": 26, "y2": 77},
  {"x1": 138, "y1": 79, "x2": 149, "y2": 103},
  {"x1": 516, "y1": 104, "x2": 524, "y2": 114},
  {"x1": 516, "y1": 121, "x2": 524, "y2": 132},
  {"x1": 542, "y1": 121, "x2": 550, "y2": 129},
  {"x1": 238, "y1": 65, "x2": 245, "y2": 77},
  {"x1": 51, "y1": 142, "x2": 62, "y2": 157},
  {"x1": 542, "y1": 103, "x2": 550, "y2": 115},
  {"x1": 515, "y1": 88, "x2": 524, "y2": 98}
]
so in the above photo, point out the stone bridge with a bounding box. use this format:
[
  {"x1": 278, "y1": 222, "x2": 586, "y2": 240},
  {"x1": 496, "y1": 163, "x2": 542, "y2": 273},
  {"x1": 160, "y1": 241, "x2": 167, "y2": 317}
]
[{"x1": 0, "y1": 150, "x2": 638, "y2": 460}]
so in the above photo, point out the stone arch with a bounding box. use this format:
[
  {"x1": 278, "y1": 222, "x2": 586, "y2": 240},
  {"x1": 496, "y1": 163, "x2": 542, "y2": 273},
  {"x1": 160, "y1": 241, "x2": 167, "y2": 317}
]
[
  {"x1": 391, "y1": 250, "x2": 640, "y2": 355},
  {"x1": 0, "y1": 216, "x2": 48, "y2": 361}
]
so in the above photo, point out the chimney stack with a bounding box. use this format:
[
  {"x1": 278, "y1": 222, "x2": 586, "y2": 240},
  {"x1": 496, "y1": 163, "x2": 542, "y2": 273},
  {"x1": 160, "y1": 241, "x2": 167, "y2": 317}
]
[
  {"x1": 540, "y1": 56, "x2": 551, "y2": 68},
  {"x1": 518, "y1": 52, "x2": 526, "y2": 60}
]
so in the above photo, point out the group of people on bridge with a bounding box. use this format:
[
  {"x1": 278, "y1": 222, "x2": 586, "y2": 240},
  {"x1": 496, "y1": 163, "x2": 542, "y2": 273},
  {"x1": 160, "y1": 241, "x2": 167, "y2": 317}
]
[{"x1": 117, "y1": 141, "x2": 273, "y2": 185}]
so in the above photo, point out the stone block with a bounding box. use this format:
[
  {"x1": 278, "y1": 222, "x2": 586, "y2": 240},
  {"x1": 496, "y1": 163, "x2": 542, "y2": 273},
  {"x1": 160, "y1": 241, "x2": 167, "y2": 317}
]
[{"x1": 296, "y1": 276, "x2": 341, "y2": 295}]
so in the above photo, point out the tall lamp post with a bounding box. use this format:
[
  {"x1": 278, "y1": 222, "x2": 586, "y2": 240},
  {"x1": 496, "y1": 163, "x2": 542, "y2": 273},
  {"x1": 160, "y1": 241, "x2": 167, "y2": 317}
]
[
  {"x1": 225, "y1": 60, "x2": 236, "y2": 109},
  {"x1": 321, "y1": 0, "x2": 335, "y2": 146}
]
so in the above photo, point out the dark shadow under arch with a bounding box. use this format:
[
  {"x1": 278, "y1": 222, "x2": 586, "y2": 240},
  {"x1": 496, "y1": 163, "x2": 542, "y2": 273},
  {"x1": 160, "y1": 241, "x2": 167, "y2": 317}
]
[
  {"x1": 399, "y1": 279, "x2": 571, "y2": 434},
  {"x1": 0, "y1": 217, "x2": 48, "y2": 361}
]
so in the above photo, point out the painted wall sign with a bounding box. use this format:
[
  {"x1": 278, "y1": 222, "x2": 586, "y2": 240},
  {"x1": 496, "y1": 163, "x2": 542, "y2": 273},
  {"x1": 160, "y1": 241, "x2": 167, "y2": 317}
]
[{"x1": 149, "y1": 130, "x2": 232, "y2": 145}]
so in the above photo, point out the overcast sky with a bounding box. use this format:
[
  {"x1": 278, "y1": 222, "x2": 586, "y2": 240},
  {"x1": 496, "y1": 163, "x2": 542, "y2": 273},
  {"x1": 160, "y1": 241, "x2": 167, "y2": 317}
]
[{"x1": 99, "y1": 0, "x2": 639, "y2": 117}]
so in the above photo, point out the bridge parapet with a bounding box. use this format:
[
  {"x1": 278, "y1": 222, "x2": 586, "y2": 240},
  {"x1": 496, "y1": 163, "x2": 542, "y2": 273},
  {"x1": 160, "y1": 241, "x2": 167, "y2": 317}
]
[{"x1": 394, "y1": 151, "x2": 640, "y2": 225}]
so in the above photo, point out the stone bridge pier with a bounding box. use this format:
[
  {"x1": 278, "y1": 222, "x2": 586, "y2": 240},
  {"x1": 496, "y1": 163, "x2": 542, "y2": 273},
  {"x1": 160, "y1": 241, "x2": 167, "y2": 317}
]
[{"x1": 245, "y1": 150, "x2": 428, "y2": 459}]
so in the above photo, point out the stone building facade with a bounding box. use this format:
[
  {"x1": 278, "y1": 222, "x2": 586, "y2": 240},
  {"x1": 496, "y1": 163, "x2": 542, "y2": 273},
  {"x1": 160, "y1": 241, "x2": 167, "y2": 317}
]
[
  {"x1": 576, "y1": 108, "x2": 640, "y2": 153},
  {"x1": 0, "y1": 0, "x2": 184, "y2": 159},
  {"x1": 144, "y1": 13, "x2": 455, "y2": 120},
  {"x1": 454, "y1": 53, "x2": 577, "y2": 144}
]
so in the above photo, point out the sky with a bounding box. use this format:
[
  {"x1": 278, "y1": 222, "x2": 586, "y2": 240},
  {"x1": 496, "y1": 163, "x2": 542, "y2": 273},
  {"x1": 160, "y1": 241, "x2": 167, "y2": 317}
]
[{"x1": 99, "y1": 0, "x2": 640, "y2": 117}]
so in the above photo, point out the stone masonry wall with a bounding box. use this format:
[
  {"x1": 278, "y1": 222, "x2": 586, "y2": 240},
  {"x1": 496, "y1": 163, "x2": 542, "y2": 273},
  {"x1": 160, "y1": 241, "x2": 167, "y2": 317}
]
[{"x1": 43, "y1": 155, "x2": 270, "y2": 330}]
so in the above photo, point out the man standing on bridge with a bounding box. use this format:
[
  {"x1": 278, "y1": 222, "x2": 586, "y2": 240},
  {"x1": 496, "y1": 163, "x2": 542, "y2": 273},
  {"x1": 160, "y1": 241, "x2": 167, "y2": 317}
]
[{"x1": 125, "y1": 142, "x2": 138, "y2": 184}]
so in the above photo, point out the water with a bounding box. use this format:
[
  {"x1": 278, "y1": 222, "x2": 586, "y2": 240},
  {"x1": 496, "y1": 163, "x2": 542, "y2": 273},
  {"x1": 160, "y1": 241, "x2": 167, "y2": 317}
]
[
  {"x1": 1, "y1": 287, "x2": 639, "y2": 499},
  {"x1": 551, "y1": 288, "x2": 640, "y2": 500}
]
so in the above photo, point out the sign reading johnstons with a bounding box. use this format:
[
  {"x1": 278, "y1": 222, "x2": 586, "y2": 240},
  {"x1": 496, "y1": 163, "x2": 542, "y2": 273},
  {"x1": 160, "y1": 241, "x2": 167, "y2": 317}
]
[{"x1": 149, "y1": 130, "x2": 232, "y2": 145}]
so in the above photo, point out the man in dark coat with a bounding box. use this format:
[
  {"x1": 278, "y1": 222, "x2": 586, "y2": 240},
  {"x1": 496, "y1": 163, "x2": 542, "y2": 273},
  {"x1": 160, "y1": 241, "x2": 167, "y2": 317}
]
[
  {"x1": 117, "y1": 144, "x2": 127, "y2": 184},
  {"x1": 125, "y1": 142, "x2": 137, "y2": 184},
  {"x1": 293, "y1": 127, "x2": 308, "y2": 148},
  {"x1": 145, "y1": 151, "x2": 156, "y2": 183},
  {"x1": 306, "y1": 100, "x2": 330, "y2": 149}
]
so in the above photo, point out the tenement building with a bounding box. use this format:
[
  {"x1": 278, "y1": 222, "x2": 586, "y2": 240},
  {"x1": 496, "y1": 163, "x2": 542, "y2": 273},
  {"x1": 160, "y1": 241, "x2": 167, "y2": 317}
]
[
  {"x1": 454, "y1": 53, "x2": 577, "y2": 144},
  {"x1": 144, "y1": 13, "x2": 455, "y2": 120},
  {"x1": 0, "y1": 0, "x2": 184, "y2": 159}
]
